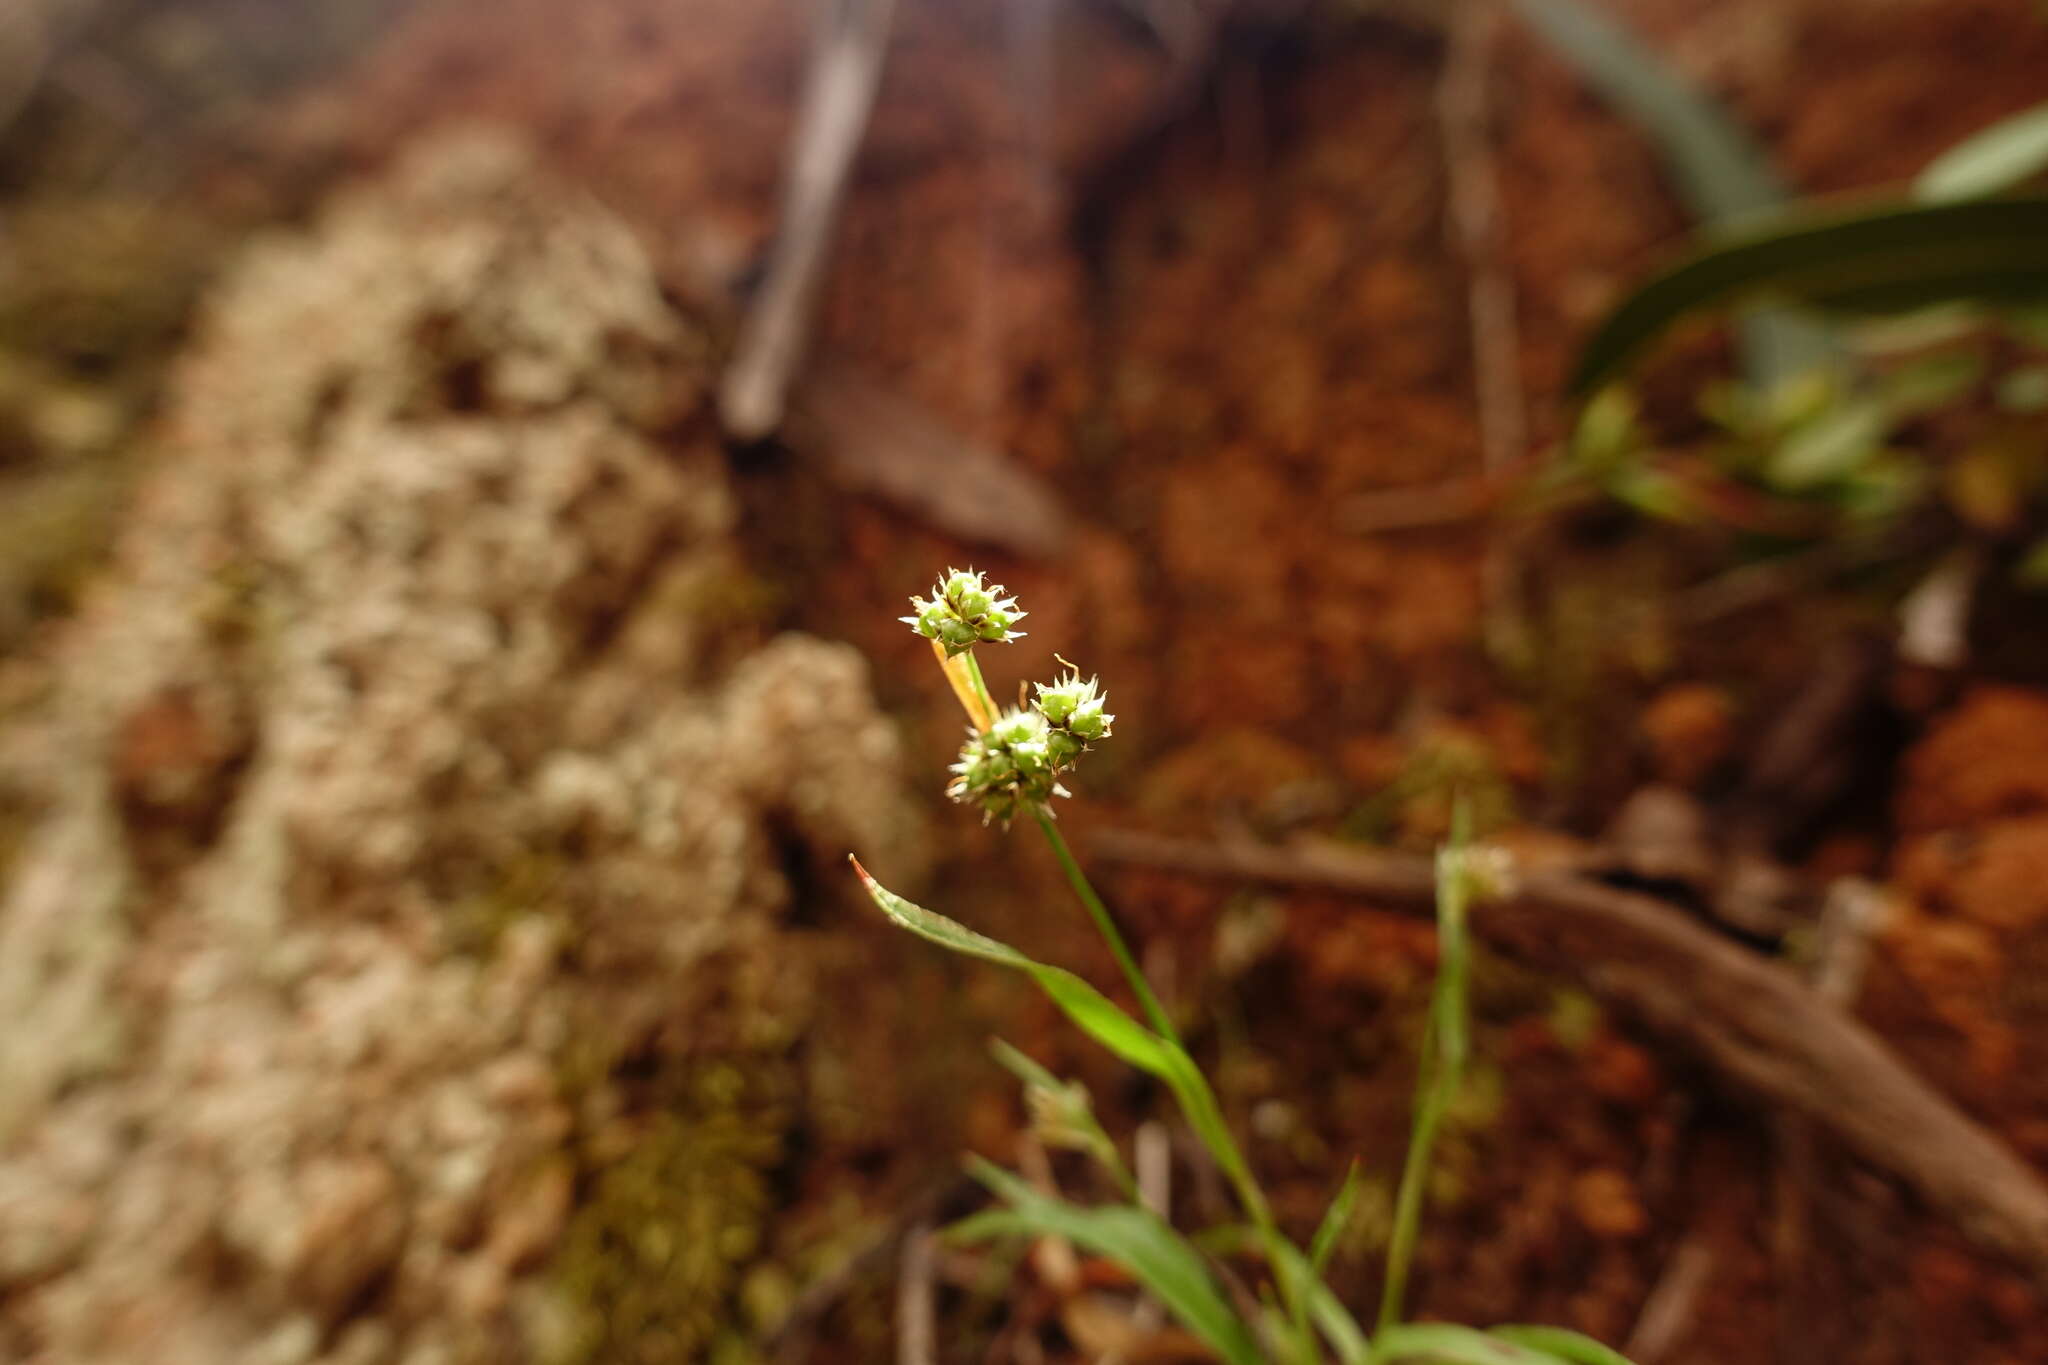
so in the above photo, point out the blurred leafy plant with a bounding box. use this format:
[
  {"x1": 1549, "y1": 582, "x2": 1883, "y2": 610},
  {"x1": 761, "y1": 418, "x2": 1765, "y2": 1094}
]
[
  {"x1": 850, "y1": 571, "x2": 1634, "y2": 1364},
  {"x1": 1522, "y1": 0, "x2": 2048, "y2": 592}
]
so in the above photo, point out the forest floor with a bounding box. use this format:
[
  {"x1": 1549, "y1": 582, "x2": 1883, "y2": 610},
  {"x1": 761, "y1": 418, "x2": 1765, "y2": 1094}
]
[{"x1": 4, "y1": 0, "x2": 2048, "y2": 1361}]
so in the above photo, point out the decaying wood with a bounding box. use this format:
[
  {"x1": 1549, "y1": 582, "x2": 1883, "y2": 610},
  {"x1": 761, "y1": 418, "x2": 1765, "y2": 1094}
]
[
  {"x1": 1088, "y1": 829, "x2": 2048, "y2": 1282},
  {"x1": 720, "y1": 0, "x2": 898, "y2": 441}
]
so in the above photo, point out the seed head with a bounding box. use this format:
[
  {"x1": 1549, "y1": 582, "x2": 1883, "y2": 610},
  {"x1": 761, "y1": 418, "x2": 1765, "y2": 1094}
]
[
  {"x1": 947, "y1": 707, "x2": 1066, "y2": 824},
  {"x1": 1033, "y1": 671, "x2": 1113, "y2": 750},
  {"x1": 902, "y1": 568, "x2": 1026, "y2": 657}
]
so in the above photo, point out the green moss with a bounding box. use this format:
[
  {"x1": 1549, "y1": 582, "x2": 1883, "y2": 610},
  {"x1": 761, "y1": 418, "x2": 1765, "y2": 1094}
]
[
  {"x1": 444, "y1": 853, "x2": 566, "y2": 959},
  {"x1": 548, "y1": 1061, "x2": 788, "y2": 1365}
]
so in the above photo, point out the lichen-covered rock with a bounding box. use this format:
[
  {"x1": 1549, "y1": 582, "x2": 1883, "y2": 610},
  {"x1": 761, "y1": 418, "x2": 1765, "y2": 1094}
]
[{"x1": 0, "y1": 131, "x2": 923, "y2": 1365}]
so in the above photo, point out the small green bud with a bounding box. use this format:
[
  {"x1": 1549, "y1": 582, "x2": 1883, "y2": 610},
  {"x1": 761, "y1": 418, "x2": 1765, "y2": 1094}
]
[
  {"x1": 1031, "y1": 671, "x2": 1113, "y2": 764},
  {"x1": 901, "y1": 567, "x2": 1026, "y2": 657},
  {"x1": 1066, "y1": 698, "x2": 1110, "y2": 741},
  {"x1": 1045, "y1": 729, "x2": 1084, "y2": 768}
]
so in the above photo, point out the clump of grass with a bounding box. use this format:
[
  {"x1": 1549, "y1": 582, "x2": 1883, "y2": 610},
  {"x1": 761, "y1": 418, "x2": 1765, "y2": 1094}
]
[{"x1": 850, "y1": 570, "x2": 1638, "y2": 1365}]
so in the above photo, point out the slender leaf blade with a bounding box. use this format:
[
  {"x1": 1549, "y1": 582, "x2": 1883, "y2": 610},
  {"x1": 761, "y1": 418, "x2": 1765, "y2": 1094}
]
[
  {"x1": 851, "y1": 858, "x2": 1261, "y2": 1210},
  {"x1": 1309, "y1": 1160, "x2": 1363, "y2": 1277},
  {"x1": 1491, "y1": 1325, "x2": 1639, "y2": 1365},
  {"x1": 955, "y1": 1160, "x2": 1265, "y2": 1365},
  {"x1": 1507, "y1": 0, "x2": 1835, "y2": 388},
  {"x1": 1916, "y1": 101, "x2": 2048, "y2": 203},
  {"x1": 1376, "y1": 1322, "x2": 1570, "y2": 1364},
  {"x1": 1570, "y1": 196, "x2": 2048, "y2": 395}
]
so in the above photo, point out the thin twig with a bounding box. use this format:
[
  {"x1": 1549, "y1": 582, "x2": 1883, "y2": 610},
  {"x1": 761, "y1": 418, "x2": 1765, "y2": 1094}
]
[
  {"x1": 720, "y1": 0, "x2": 898, "y2": 440},
  {"x1": 1625, "y1": 1234, "x2": 1717, "y2": 1363},
  {"x1": 896, "y1": 1222, "x2": 937, "y2": 1365},
  {"x1": 1131, "y1": 1121, "x2": 1173, "y2": 1334},
  {"x1": 1438, "y1": 0, "x2": 1526, "y2": 474},
  {"x1": 1771, "y1": 878, "x2": 1890, "y2": 1363},
  {"x1": 1088, "y1": 829, "x2": 2048, "y2": 1283}
]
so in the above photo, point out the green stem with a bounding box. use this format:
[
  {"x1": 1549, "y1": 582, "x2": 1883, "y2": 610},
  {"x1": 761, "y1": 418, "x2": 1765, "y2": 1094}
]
[
  {"x1": 1031, "y1": 808, "x2": 1181, "y2": 1048},
  {"x1": 1030, "y1": 810, "x2": 1318, "y2": 1359},
  {"x1": 1376, "y1": 835, "x2": 1474, "y2": 1342},
  {"x1": 961, "y1": 650, "x2": 1001, "y2": 725},
  {"x1": 1376, "y1": 1045, "x2": 1449, "y2": 1340},
  {"x1": 980, "y1": 642, "x2": 1313, "y2": 1358}
]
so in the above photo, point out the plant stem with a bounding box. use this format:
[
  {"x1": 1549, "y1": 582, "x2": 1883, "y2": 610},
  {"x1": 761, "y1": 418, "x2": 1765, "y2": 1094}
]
[
  {"x1": 1376, "y1": 831, "x2": 1475, "y2": 1342},
  {"x1": 1031, "y1": 808, "x2": 1181, "y2": 1048},
  {"x1": 961, "y1": 649, "x2": 1000, "y2": 727}
]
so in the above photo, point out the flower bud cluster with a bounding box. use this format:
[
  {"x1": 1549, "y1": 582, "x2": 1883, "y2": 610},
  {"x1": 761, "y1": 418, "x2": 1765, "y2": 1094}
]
[
  {"x1": 902, "y1": 568, "x2": 1026, "y2": 657},
  {"x1": 947, "y1": 671, "x2": 1115, "y2": 824}
]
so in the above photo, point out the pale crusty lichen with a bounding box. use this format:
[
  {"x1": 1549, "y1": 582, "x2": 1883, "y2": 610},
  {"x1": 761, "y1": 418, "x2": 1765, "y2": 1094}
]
[{"x1": 0, "y1": 131, "x2": 923, "y2": 1365}]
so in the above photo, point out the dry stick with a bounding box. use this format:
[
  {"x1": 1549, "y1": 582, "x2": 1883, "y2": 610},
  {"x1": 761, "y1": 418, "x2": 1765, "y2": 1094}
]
[
  {"x1": 1771, "y1": 878, "x2": 1890, "y2": 1364},
  {"x1": 720, "y1": 0, "x2": 898, "y2": 441},
  {"x1": 1437, "y1": 0, "x2": 1534, "y2": 673},
  {"x1": 1088, "y1": 830, "x2": 2048, "y2": 1282},
  {"x1": 1438, "y1": 0, "x2": 1526, "y2": 475},
  {"x1": 1625, "y1": 1235, "x2": 1718, "y2": 1364},
  {"x1": 896, "y1": 1221, "x2": 938, "y2": 1365}
]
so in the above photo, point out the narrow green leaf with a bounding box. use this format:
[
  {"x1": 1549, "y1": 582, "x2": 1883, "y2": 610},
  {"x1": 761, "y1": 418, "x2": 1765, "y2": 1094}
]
[
  {"x1": 1490, "y1": 1325, "x2": 1639, "y2": 1365},
  {"x1": 1309, "y1": 1160, "x2": 1364, "y2": 1276},
  {"x1": 1768, "y1": 400, "x2": 1888, "y2": 490},
  {"x1": 989, "y1": 1038, "x2": 1064, "y2": 1092},
  {"x1": 1375, "y1": 1322, "x2": 1568, "y2": 1364},
  {"x1": 1200, "y1": 1224, "x2": 1372, "y2": 1365},
  {"x1": 1507, "y1": 0, "x2": 1835, "y2": 388},
  {"x1": 954, "y1": 1159, "x2": 1265, "y2": 1365},
  {"x1": 1508, "y1": 0, "x2": 1781, "y2": 219},
  {"x1": 851, "y1": 858, "x2": 1264, "y2": 1223},
  {"x1": 1570, "y1": 196, "x2": 2048, "y2": 396},
  {"x1": 1916, "y1": 101, "x2": 2048, "y2": 204}
]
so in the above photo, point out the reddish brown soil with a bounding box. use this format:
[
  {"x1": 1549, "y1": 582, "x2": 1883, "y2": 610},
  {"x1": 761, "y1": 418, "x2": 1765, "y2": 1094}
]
[{"x1": 204, "y1": 0, "x2": 2048, "y2": 1358}]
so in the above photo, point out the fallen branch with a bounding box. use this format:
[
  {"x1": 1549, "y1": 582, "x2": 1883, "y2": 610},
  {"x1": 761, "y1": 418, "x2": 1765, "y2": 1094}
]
[
  {"x1": 1088, "y1": 829, "x2": 2048, "y2": 1282},
  {"x1": 720, "y1": 0, "x2": 898, "y2": 441}
]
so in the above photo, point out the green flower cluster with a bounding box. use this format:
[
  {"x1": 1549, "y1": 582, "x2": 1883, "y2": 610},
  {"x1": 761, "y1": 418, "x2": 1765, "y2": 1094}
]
[
  {"x1": 901, "y1": 568, "x2": 1026, "y2": 657},
  {"x1": 948, "y1": 671, "x2": 1114, "y2": 824}
]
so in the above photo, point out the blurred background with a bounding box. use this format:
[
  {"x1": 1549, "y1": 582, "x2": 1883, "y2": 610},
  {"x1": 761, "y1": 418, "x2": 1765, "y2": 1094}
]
[{"x1": 0, "y1": 0, "x2": 2046, "y2": 1361}]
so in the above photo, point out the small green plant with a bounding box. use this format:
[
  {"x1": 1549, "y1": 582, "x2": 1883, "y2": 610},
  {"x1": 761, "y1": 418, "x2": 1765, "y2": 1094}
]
[{"x1": 850, "y1": 570, "x2": 1635, "y2": 1365}]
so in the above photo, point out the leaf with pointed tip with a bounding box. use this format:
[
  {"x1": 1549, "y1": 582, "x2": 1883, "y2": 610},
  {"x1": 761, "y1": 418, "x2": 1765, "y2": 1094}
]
[
  {"x1": 1490, "y1": 1325, "x2": 1638, "y2": 1365},
  {"x1": 850, "y1": 858, "x2": 1262, "y2": 1215},
  {"x1": 1916, "y1": 102, "x2": 2048, "y2": 204},
  {"x1": 1375, "y1": 1322, "x2": 1571, "y2": 1364}
]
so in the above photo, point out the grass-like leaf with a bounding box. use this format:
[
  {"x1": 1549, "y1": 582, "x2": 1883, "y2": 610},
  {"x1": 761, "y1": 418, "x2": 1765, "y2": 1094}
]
[
  {"x1": 1309, "y1": 1159, "x2": 1364, "y2": 1277},
  {"x1": 1570, "y1": 195, "x2": 2048, "y2": 395},
  {"x1": 850, "y1": 858, "x2": 1267, "y2": 1223},
  {"x1": 1508, "y1": 0, "x2": 1835, "y2": 389},
  {"x1": 1489, "y1": 1325, "x2": 1637, "y2": 1365},
  {"x1": 1374, "y1": 1322, "x2": 1570, "y2": 1364},
  {"x1": 953, "y1": 1159, "x2": 1265, "y2": 1365},
  {"x1": 1916, "y1": 101, "x2": 2048, "y2": 204},
  {"x1": 1195, "y1": 1224, "x2": 1372, "y2": 1365}
]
